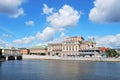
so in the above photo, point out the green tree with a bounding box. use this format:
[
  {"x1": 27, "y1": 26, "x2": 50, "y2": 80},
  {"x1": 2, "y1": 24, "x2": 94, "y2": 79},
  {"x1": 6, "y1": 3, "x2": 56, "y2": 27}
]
[{"x1": 105, "y1": 49, "x2": 119, "y2": 57}]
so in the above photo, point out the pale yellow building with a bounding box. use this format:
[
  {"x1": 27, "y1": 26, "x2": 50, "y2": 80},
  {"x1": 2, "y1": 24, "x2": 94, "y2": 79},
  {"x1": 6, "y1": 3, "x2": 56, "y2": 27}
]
[
  {"x1": 29, "y1": 45, "x2": 47, "y2": 55},
  {"x1": 48, "y1": 43, "x2": 62, "y2": 56},
  {"x1": 48, "y1": 36, "x2": 96, "y2": 57}
]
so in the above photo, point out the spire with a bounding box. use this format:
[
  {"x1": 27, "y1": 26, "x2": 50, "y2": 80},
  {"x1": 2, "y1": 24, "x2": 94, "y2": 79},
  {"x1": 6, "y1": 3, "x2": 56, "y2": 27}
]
[{"x1": 92, "y1": 37, "x2": 96, "y2": 42}]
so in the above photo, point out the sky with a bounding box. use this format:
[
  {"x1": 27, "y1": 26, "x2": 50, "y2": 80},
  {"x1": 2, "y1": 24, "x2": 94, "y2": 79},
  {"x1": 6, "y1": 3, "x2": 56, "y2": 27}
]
[{"x1": 0, "y1": 0, "x2": 120, "y2": 48}]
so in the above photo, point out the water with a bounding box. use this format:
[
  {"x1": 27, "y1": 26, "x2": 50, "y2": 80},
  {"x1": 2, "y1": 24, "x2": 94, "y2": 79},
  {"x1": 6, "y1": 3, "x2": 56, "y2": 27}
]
[{"x1": 0, "y1": 60, "x2": 120, "y2": 80}]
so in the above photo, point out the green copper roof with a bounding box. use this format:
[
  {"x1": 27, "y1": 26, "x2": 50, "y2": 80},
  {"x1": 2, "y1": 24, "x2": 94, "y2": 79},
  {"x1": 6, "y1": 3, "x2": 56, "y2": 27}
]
[{"x1": 32, "y1": 45, "x2": 48, "y2": 48}]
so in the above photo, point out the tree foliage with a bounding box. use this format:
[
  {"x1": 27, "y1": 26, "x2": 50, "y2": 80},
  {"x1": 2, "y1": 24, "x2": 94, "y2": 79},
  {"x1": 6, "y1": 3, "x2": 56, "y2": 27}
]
[{"x1": 105, "y1": 49, "x2": 119, "y2": 57}]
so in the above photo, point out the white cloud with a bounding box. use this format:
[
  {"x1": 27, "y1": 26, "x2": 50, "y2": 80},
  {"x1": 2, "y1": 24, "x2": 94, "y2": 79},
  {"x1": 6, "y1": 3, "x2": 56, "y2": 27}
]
[
  {"x1": 9, "y1": 8, "x2": 24, "y2": 18},
  {"x1": 0, "y1": 0, "x2": 25, "y2": 18},
  {"x1": 47, "y1": 32, "x2": 68, "y2": 43},
  {"x1": 36, "y1": 27, "x2": 55, "y2": 41},
  {"x1": 47, "y1": 4, "x2": 80, "y2": 28},
  {"x1": 14, "y1": 4, "x2": 81, "y2": 44},
  {"x1": 25, "y1": 20, "x2": 34, "y2": 26},
  {"x1": 0, "y1": 39, "x2": 13, "y2": 48},
  {"x1": 43, "y1": 4, "x2": 53, "y2": 14},
  {"x1": 94, "y1": 34, "x2": 120, "y2": 48},
  {"x1": 13, "y1": 36, "x2": 35, "y2": 45},
  {"x1": 89, "y1": 0, "x2": 120, "y2": 23},
  {"x1": 37, "y1": 4, "x2": 81, "y2": 42}
]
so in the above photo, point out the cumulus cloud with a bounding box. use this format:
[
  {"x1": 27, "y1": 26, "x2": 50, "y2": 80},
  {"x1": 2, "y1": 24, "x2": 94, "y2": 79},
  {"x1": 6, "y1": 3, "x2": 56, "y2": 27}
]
[
  {"x1": 37, "y1": 4, "x2": 81, "y2": 42},
  {"x1": 25, "y1": 20, "x2": 34, "y2": 26},
  {"x1": 43, "y1": 4, "x2": 53, "y2": 14},
  {"x1": 9, "y1": 8, "x2": 24, "y2": 18},
  {"x1": 13, "y1": 4, "x2": 81, "y2": 45},
  {"x1": 13, "y1": 36, "x2": 35, "y2": 45},
  {"x1": 94, "y1": 34, "x2": 120, "y2": 48},
  {"x1": 89, "y1": 0, "x2": 120, "y2": 23},
  {"x1": 0, "y1": 0, "x2": 25, "y2": 18},
  {"x1": 47, "y1": 32, "x2": 68, "y2": 43},
  {"x1": 47, "y1": 4, "x2": 80, "y2": 28},
  {"x1": 36, "y1": 27, "x2": 55, "y2": 41}
]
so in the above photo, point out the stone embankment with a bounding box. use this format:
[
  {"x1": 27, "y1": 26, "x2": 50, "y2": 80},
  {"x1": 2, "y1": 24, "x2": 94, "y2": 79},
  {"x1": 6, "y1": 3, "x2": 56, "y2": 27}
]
[
  {"x1": 23, "y1": 55, "x2": 120, "y2": 62},
  {"x1": 0, "y1": 58, "x2": 5, "y2": 62}
]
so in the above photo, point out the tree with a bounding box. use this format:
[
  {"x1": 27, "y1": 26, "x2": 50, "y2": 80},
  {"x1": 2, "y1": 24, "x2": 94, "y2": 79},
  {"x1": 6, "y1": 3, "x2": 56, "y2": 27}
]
[{"x1": 105, "y1": 49, "x2": 119, "y2": 57}]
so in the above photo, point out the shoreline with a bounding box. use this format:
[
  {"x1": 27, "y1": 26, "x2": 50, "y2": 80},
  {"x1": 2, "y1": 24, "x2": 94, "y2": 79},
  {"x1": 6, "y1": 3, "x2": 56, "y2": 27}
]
[
  {"x1": 23, "y1": 55, "x2": 120, "y2": 62},
  {"x1": 0, "y1": 58, "x2": 5, "y2": 62}
]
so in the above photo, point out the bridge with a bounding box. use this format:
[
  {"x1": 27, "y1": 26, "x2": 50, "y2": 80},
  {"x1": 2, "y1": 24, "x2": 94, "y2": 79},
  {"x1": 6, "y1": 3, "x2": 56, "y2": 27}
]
[{"x1": 2, "y1": 48, "x2": 22, "y2": 60}]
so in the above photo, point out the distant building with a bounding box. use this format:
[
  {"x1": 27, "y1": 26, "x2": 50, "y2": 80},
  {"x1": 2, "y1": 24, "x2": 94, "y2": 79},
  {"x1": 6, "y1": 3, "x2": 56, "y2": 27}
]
[
  {"x1": 48, "y1": 36, "x2": 98, "y2": 57},
  {"x1": 2, "y1": 47, "x2": 20, "y2": 56},
  {"x1": 29, "y1": 45, "x2": 47, "y2": 55},
  {"x1": 19, "y1": 48, "x2": 30, "y2": 55},
  {"x1": 98, "y1": 47, "x2": 109, "y2": 52}
]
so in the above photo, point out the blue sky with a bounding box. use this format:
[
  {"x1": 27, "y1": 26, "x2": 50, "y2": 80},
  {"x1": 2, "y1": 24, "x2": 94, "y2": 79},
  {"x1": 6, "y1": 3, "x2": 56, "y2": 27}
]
[{"x1": 0, "y1": 0, "x2": 120, "y2": 48}]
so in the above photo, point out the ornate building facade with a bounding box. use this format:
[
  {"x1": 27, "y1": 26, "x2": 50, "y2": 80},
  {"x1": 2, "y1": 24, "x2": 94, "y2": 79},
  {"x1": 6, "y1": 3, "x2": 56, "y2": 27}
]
[
  {"x1": 48, "y1": 36, "x2": 96, "y2": 57},
  {"x1": 29, "y1": 45, "x2": 47, "y2": 55}
]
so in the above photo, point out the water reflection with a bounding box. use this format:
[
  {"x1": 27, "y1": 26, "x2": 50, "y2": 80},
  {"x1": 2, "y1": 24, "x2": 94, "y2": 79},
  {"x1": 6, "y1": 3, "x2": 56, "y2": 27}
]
[
  {"x1": 0, "y1": 60, "x2": 120, "y2": 80},
  {"x1": 45, "y1": 61, "x2": 94, "y2": 80}
]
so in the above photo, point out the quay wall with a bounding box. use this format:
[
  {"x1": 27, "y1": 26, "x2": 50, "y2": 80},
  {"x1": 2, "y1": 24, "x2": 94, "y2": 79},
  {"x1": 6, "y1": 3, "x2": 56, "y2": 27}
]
[
  {"x1": 23, "y1": 55, "x2": 120, "y2": 62},
  {"x1": 0, "y1": 58, "x2": 6, "y2": 62}
]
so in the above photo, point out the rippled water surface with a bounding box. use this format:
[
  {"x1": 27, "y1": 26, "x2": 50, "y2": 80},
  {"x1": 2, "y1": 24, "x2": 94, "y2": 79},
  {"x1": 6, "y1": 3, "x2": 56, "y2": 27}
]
[{"x1": 0, "y1": 60, "x2": 120, "y2": 80}]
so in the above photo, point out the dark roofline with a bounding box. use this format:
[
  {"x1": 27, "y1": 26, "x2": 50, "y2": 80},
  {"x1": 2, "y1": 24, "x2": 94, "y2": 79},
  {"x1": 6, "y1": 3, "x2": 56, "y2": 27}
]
[{"x1": 18, "y1": 48, "x2": 28, "y2": 49}]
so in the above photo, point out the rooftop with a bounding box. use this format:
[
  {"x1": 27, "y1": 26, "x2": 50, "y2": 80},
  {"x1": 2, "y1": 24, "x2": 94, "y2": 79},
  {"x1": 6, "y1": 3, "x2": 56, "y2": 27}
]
[{"x1": 31, "y1": 45, "x2": 48, "y2": 49}]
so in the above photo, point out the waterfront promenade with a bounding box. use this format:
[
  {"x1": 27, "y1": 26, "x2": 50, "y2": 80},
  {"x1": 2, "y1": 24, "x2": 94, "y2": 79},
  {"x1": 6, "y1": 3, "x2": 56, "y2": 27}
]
[{"x1": 23, "y1": 55, "x2": 120, "y2": 62}]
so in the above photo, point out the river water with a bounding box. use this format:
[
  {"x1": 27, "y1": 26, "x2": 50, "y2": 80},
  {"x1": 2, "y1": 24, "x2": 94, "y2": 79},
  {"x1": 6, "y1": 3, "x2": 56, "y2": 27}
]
[{"x1": 0, "y1": 60, "x2": 120, "y2": 80}]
